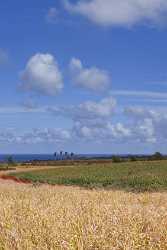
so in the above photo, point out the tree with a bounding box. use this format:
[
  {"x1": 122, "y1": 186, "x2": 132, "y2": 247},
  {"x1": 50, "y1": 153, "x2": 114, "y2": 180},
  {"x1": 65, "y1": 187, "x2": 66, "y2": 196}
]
[
  {"x1": 64, "y1": 152, "x2": 68, "y2": 159},
  {"x1": 60, "y1": 151, "x2": 63, "y2": 160},
  {"x1": 112, "y1": 155, "x2": 122, "y2": 163},
  {"x1": 70, "y1": 152, "x2": 74, "y2": 159},
  {"x1": 152, "y1": 152, "x2": 163, "y2": 160},
  {"x1": 54, "y1": 152, "x2": 57, "y2": 160},
  {"x1": 6, "y1": 156, "x2": 16, "y2": 167}
]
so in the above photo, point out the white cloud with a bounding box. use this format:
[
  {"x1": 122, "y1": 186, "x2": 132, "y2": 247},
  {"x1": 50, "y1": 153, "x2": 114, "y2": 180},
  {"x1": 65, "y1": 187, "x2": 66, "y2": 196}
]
[
  {"x1": 73, "y1": 120, "x2": 131, "y2": 141},
  {"x1": 28, "y1": 128, "x2": 71, "y2": 143},
  {"x1": 2, "y1": 102, "x2": 167, "y2": 145},
  {"x1": 65, "y1": 0, "x2": 167, "y2": 27},
  {"x1": 4, "y1": 97, "x2": 167, "y2": 145},
  {"x1": 78, "y1": 97, "x2": 116, "y2": 118},
  {"x1": 123, "y1": 106, "x2": 167, "y2": 143},
  {"x1": 72, "y1": 116, "x2": 157, "y2": 143},
  {"x1": 107, "y1": 123, "x2": 131, "y2": 138},
  {"x1": 47, "y1": 98, "x2": 165, "y2": 144},
  {"x1": 112, "y1": 90, "x2": 167, "y2": 99},
  {"x1": 69, "y1": 57, "x2": 111, "y2": 92},
  {"x1": 124, "y1": 106, "x2": 161, "y2": 120},
  {"x1": 20, "y1": 53, "x2": 63, "y2": 96},
  {"x1": 48, "y1": 96, "x2": 116, "y2": 120},
  {"x1": 134, "y1": 118, "x2": 156, "y2": 143},
  {"x1": 69, "y1": 104, "x2": 167, "y2": 144},
  {"x1": 0, "y1": 128, "x2": 71, "y2": 144},
  {"x1": 0, "y1": 96, "x2": 116, "y2": 118}
]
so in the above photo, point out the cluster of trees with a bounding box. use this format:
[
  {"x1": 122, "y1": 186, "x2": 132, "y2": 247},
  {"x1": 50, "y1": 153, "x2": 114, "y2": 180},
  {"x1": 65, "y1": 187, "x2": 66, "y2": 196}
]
[
  {"x1": 112, "y1": 152, "x2": 165, "y2": 163},
  {"x1": 54, "y1": 151, "x2": 75, "y2": 160}
]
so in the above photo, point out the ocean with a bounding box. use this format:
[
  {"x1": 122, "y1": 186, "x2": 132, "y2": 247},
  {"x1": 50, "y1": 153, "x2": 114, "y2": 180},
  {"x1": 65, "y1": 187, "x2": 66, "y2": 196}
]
[
  {"x1": 0, "y1": 154, "x2": 148, "y2": 163},
  {"x1": 0, "y1": 154, "x2": 56, "y2": 162},
  {"x1": 0, "y1": 154, "x2": 113, "y2": 163}
]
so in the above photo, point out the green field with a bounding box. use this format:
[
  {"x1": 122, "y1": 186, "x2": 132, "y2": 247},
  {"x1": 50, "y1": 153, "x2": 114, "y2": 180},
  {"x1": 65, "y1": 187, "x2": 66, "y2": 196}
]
[{"x1": 10, "y1": 161, "x2": 167, "y2": 191}]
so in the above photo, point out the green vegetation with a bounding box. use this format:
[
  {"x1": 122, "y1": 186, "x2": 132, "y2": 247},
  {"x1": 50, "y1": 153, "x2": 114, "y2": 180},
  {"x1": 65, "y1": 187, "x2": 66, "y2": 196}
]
[
  {"x1": 9, "y1": 160, "x2": 167, "y2": 192},
  {"x1": 151, "y1": 152, "x2": 164, "y2": 160},
  {"x1": 112, "y1": 155, "x2": 122, "y2": 163},
  {"x1": 129, "y1": 156, "x2": 138, "y2": 162}
]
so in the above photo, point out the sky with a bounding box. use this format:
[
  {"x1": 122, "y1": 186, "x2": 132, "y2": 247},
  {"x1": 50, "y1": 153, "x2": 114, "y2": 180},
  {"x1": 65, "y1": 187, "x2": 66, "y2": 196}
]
[{"x1": 1, "y1": 0, "x2": 167, "y2": 154}]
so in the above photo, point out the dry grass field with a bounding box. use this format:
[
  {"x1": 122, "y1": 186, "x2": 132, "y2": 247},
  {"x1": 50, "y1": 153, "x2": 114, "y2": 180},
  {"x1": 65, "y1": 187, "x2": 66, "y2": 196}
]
[{"x1": 0, "y1": 180, "x2": 167, "y2": 249}]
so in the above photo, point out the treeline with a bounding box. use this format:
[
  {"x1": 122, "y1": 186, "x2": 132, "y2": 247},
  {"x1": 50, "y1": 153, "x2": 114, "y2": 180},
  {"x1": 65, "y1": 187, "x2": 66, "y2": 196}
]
[
  {"x1": 4, "y1": 152, "x2": 167, "y2": 166},
  {"x1": 112, "y1": 152, "x2": 165, "y2": 163}
]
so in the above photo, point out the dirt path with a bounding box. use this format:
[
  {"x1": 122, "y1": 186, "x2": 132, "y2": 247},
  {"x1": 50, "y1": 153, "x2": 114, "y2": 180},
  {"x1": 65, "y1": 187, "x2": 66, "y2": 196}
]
[{"x1": 0, "y1": 166, "x2": 57, "y2": 176}]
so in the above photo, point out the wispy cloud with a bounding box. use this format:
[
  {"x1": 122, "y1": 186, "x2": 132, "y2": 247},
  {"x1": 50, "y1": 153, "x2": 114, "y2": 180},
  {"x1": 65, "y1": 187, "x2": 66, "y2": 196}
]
[
  {"x1": 112, "y1": 90, "x2": 167, "y2": 100},
  {"x1": 0, "y1": 106, "x2": 46, "y2": 114}
]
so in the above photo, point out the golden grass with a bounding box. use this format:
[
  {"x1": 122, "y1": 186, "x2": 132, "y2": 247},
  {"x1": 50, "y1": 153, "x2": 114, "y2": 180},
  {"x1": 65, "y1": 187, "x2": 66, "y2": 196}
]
[{"x1": 0, "y1": 181, "x2": 167, "y2": 249}]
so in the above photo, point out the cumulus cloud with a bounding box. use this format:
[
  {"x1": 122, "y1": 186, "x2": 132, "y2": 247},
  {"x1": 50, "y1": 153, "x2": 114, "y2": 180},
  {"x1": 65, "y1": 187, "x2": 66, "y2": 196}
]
[
  {"x1": 25, "y1": 128, "x2": 71, "y2": 144},
  {"x1": 123, "y1": 106, "x2": 167, "y2": 143},
  {"x1": 20, "y1": 53, "x2": 63, "y2": 96},
  {"x1": 124, "y1": 106, "x2": 161, "y2": 120},
  {"x1": 3, "y1": 102, "x2": 167, "y2": 146},
  {"x1": 66, "y1": 103, "x2": 167, "y2": 144},
  {"x1": 69, "y1": 57, "x2": 111, "y2": 92},
  {"x1": 64, "y1": 0, "x2": 167, "y2": 27},
  {"x1": 72, "y1": 115, "x2": 157, "y2": 144},
  {"x1": 47, "y1": 98, "x2": 167, "y2": 144},
  {"x1": 73, "y1": 120, "x2": 131, "y2": 141},
  {"x1": 78, "y1": 97, "x2": 116, "y2": 117},
  {"x1": 48, "y1": 96, "x2": 133, "y2": 142},
  {"x1": 0, "y1": 128, "x2": 71, "y2": 145},
  {"x1": 48, "y1": 96, "x2": 116, "y2": 120},
  {"x1": 136, "y1": 118, "x2": 156, "y2": 143},
  {"x1": 5, "y1": 96, "x2": 167, "y2": 146}
]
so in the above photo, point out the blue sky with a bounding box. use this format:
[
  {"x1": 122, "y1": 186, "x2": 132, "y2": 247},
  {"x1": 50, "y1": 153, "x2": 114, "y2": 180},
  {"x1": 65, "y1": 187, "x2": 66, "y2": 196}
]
[{"x1": 1, "y1": 0, "x2": 167, "y2": 154}]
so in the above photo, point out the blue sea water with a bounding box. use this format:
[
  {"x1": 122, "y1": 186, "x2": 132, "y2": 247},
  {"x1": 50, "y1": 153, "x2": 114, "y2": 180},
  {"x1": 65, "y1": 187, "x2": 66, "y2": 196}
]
[
  {"x1": 0, "y1": 154, "x2": 113, "y2": 162},
  {"x1": 0, "y1": 154, "x2": 56, "y2": 162},
  {"x1": 0, "y1": 154, "x2": 148, "y2": 163}
]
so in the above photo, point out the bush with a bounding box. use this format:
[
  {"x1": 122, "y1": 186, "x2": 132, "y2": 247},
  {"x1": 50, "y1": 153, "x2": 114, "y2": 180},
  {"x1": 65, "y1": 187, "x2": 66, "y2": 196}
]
[
  {"x1": 152, "y1": 152, "x2": 164, "y2": 161},
  {"x1": 130, "y1": 156, "x2": 138, "y2": 162},
  {"x1": 112, "y1": 155, "x2": 122, "y2": 163}
]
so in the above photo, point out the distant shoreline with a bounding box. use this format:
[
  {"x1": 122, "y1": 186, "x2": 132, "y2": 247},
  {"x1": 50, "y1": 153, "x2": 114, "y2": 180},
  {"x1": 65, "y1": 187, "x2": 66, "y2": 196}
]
[{"x1": 0, "y1": 153, "x2": 165, "y2": 163}]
